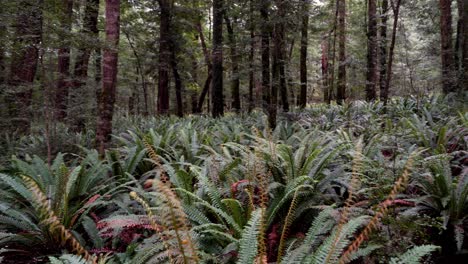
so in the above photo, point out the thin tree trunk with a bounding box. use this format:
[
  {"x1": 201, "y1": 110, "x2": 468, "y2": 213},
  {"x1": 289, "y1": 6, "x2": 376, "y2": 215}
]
[
  {"x1": 299, "y1": 0, "x2": 309, "y2": 108},
  {"x1": 379, "y1": 0, "x2": 388, "y2": 101},
  {"x1": 366, "y1": 0, "x2": 378, "y2": 101},
  {"x1": 439, "y1": 0, "x2": 456, "y2": 94},
  {"x1": 328, "y1": 0, "x2": 339, "y2": 104},
  {"x1": 456, "y1": 0, "x2": 467, "y2": 91},
  {"x1": 195, "y1": 21, "x2": 212, "y2": 113},
  {"x1": 337, "y1": 0, "x2": 346, "y2": 105},
  {"x1": 248, "y1": 0, "x2": 255, "y2": 112},
  {"x1": 157, "y1": 0, "x2": 171, "y2": 114},
  {"x1": 7, "y1": 0, "x2": 43, "y2": 133},
  {"x1": 261, "y1": 0, "x2": 271, "y2": 114},
  {"x1": 55, "y1": 0, "x2": 73, "y2": 120},
  {"x1": 224, "y1": 15, "x2": 241, "y2": 112},
  {"x1": 276, "y1": 0, "x2": 288, "y2": 112},
  {"x1": 123, "y1": 29, "x2": 149, "y2": 115},
  {"x1": 96, "y1": 0, "x2": 120, "y2": 155},
  {"x1": 384, "y1": 0, "x2": 401, "y2": 104},
  {"x1": 322, "y1": 36, "x2": 329, "y2": 102},
  {"x1": 171, "y1": 44, "x2": 183, "y2": 117},
  {"x1": 73, "y1": 0, "x2": 99, "y2": 130}
]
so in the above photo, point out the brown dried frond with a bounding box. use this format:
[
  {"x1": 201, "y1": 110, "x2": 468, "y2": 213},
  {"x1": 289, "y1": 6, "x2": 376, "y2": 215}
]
[
  {"x1": 325, "y1": 140, "x2": 363, "y2": 264},
  {"x1": 23, "y1": 176, "x2": 97, "y2": 264},
  {"x1": 155, "y1": 180, "x2": 199, "y2": 264},
  {"x1": 277, "y1": 187, "x2": 301, "y2": 262},
  {"x1": 339, "y1": 152, "x2": 416, "y2": 264}
]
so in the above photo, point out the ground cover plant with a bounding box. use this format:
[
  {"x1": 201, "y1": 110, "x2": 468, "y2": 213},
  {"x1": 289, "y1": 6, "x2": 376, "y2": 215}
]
[{"x1": 0, "y1": 97, "x2": 466, "y2": 263}]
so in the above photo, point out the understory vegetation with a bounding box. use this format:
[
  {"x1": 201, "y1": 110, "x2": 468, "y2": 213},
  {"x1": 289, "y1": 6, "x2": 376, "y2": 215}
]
[{"x1": 0, "y1": 96, "x2": 467, "y2": 263}]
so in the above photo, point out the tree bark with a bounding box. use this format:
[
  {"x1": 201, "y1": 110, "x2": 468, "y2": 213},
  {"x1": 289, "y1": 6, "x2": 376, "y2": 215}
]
[
  {"x1": 383, "y1": 0, "x2": 401, "y2": 104},
  {"x1": 7, "y1": 0, "x2": 43, "y2": 133},
  {"x1": 248, "y1": 0, "x2": 255, "y2": 112},
  {"x1": 366, "y1": 0, "x2": 378, "y2": 101},
  {"x1": 157, "y1": 0, "x2": 171, "y2": 114},
  {"x1": 224, "y1": 15, "x2": 241, "y2": 112},
  {"x1": 439, "y1": 0, "x2": 456, "y2": 94},
  {"x1": 457, "y1": 0, "x2": 467, "y2": 91},
  {"x1": 195, "y1": 20, "x2": 212, "y2": 113},
  {"x1": 379, "y1": 0, "x2": 388, "y2": 101},
  {"x1": 260, "y1": 0, "x2": 271, "y2": 113},
  {"x1": 73, "y1": 0, "x2": 99, "y2": 130},
  {"x1": 337, "y1": 0, "x2": 346, "y2": 105},
  {"x1": 212, "y1": 0, "x2": 224, "y2": 117},
  {"x1": 277, "y1": 1, "x2": 288, "y2": 112},
  {"x1": 96, "y1": 0, "x2": 120, "y2": 155},
  {"x1": 55, "y1": 0, "x2": 73, "y2": 120},
  {"x1": 299, "y1": 0, "x2": 309, "y2": 108},
  {"x1": 171, "y1": 44, "x2": 183, "y2": 117},
  {"x1": 322, "y1": 36, "x2": 329, "y2": 102},
  {"x1": 123, "y1": 29, "x2": 149, "y2": 116}
]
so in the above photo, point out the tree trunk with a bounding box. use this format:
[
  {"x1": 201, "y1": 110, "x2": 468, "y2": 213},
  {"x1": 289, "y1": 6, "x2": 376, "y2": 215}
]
[
  {"x1": 224, "y1": 15, "x2": 241, "y2": 112},
  {"x1": 457, "y1": 0, "x2": 467, "y2": 91},
  {"x1": 96, "y1": 0, "x2": 120, "y2": 155},
  {"x1": 322, "y1": 36, "x2": 329, "y2": 102},
  {"x1": 73, "y1": 0, "x2": 99, "y2": 130},
  {"x1": 366, "y1": 0, "x2": 378, "y2": 101},
  {"x1": 212, "y1": 0, "x2": 224, "y2": 117},
  {"x1": 261, "y1": 0, "x2": 271, "y2": 113},
  {"x1": 439, "y1": 0, "x2": 456, "y2": 94},
  {"x1": 383, "y1": 0, "x2": 401, "y2": 104},
  {"x1": 157, "y1": 0, "x2": 171, "y2": 114},
  {"x1": 123, "y1": 29, "x2": 148, "y2": 116},
  {"x1": 171, "y1": 44, "x2": 183, "y2": 117},
  {"x1": 195, "y1": 20, "x2": 212, "y2": 113},
  {"x1": 248, "y1": 0, "x2": 255, "y2": 112},
  {"x1": 379, "y1": 0, "x2": 388, "y2": 101},
  {"x1": 7, "y1": 0, "x2": 43, "y2": 133},
  {"x1": 337, "y1": 0, "x2": 346, "y2": 105},
  {"x1": 55, "y1": 0, "x2": 73, "y2": 121},
  {"x1": 299, "y1": 0, "x2": 309, "y2": 108},
  {"x1": 276, "y1": 0, "x2": 288, "y2": 112}
]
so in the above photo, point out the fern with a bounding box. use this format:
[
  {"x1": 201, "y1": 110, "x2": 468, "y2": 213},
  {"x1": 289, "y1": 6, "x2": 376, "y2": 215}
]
[
  {"x1": 237, "y1": 209, "x2": 262, "y2": 264},
  {"x1": 389, "y1": 245, "x2": 439, "y2": 264}
]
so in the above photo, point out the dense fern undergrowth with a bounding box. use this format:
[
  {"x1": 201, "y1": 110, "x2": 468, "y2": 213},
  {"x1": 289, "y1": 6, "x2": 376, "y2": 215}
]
[{"x1": 0, "y1": 96, "x2": 467, "y2": 264}]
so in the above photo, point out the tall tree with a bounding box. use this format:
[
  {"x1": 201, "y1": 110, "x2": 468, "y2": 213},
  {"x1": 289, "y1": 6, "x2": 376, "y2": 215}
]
[
  {"x1": 379, "y1": 0, "x2": 388, "y2": 101},
  {"x1": 224, "y1": 14, "x2": 240, "y2": 112},
  {"x1": 248, "y1": 0, "x2": 255, "y2": 112},
  {"x1": 7, "y1": 0, "x2": 43, "y2": 133},
  {"x1": 260, "y1": 0, "x2": 271, "y2": 112},
  {"x1": 438, "y1": 0, "x2": 456, "y2": 94},
  {"x1": 336, "y1": 0, "x2": 346, "y2": 105},
  {"x1": 299, "y1": 0, "x2": 309, "y2": 108},
  {"x1": 366, "y1": 0, "x2": 378, "y2": 101},
  {"x1": 321, "y1": 36, "x2": 329, "y2": 103},
  {"x1": 382, "y1": 0, "x2": 401, "y2": 104},
  {"x1": 73, "y1": 0, "x2": 99, "y2": 128},
  {"x1": 212, "y1": 0, "x2": 224, "y2": 117},
  {"x1": 277, "y1": 0, "x2": 289, "y2": 112},
  {"x1": 194, "y1": 16, "x2": 212, "y2": 113},
  {"x1": 457, "y1": 0, "x2": 467, "y2": 91},
  {"x1": 157, "y1": 0, "x2": 171, "y2": 114},
  {"x1": 55, "y1": 0, "x2": 73, "y2": 120},
  {"x1": 96, "y1": 0, "x2": 120, "y2": 155}
]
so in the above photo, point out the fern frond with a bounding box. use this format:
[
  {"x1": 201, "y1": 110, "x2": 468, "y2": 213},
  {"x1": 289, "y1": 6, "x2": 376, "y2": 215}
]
[
  {"x1": 238, "y1": 209, "x2": 262, "y2": 264},
  {"x1": 340, "y1": 151, "x2": 417, "y2": 264},
  {"x1": 389, "y1": 245, "x2": 439, "y2": 264},
  {"x1": 22, "y1": 176, "x2": 97, "y2": 263}
]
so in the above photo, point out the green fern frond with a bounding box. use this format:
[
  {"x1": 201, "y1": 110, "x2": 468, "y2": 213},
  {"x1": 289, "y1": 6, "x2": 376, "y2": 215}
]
[
  {"x1": 237, "y1": 209, "x2": 262, "y2": 264},
  {"x1": 389, "y1": 245, "x2": 439, "y2": 264}
]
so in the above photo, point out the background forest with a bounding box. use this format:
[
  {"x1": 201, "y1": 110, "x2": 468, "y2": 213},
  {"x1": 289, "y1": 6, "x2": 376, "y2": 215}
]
[{"x1": 0, "y1": 0, "x2": 467, "y2": 263}]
